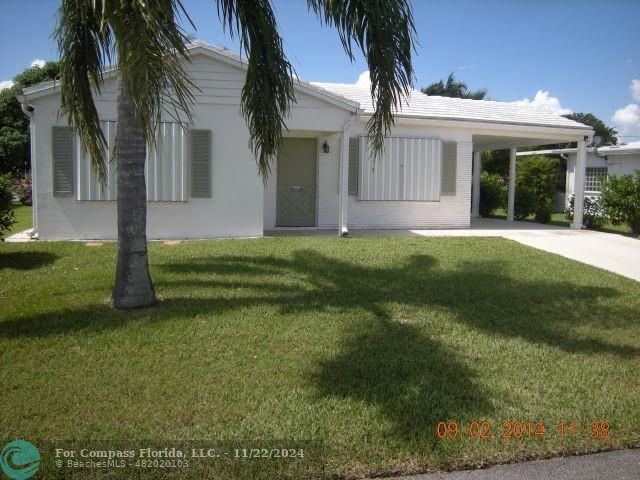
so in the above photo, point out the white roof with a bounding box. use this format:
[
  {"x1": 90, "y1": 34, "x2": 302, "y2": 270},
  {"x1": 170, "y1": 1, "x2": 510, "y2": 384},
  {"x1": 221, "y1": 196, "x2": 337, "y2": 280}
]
[
  {"x1": 311, "y1": 81, "x2": 591, "y2": 131},
  {"x1": 517, "y1": 141, "x2": 640, "y2": 157},
  {"x1": 18, "y1": 39, "x2": 590, "y2": 134}
]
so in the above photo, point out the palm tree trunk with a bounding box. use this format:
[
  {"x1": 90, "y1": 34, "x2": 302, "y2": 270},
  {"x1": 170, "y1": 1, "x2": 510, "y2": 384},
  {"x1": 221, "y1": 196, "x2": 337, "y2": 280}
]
[{"x1": 112, "y1": 77, "x2": 156, "y2": 309}]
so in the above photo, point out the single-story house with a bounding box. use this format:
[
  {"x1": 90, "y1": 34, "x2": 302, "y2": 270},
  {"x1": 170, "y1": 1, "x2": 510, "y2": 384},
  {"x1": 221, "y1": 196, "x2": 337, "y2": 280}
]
[
  {"x1": 518, "y1": 142, "x2": 640, "y2": 206},
  {"x1": 17, "y1": 40, "x2": 594, "y2": 240}
]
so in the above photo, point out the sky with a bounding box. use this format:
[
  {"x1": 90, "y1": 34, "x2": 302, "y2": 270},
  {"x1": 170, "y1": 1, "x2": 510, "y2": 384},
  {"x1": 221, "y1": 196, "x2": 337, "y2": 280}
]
[{"x1": 1, "y1": 0, "x2": 639, "y2": 140}]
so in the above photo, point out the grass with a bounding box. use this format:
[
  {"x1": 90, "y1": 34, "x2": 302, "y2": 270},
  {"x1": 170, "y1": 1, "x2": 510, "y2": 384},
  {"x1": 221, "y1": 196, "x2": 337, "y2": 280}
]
[
  {"x1": 1, "y1": 237, "x2": 639, "y2": 479},
  {"x1": 489, "y1": 208, "x2": 633, "y2": 236},
  {"x1": 7, "y1": 203, "x2": 32, "y2": 235}
]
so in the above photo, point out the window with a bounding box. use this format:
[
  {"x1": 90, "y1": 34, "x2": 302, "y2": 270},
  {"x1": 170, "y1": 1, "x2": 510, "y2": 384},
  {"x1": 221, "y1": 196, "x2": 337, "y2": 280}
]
[
  {"x1": 584, "y1": 167, "x2": 607, "y2": 192},
  {"x1": 358, "y1": 136, "x2": 442, "y2": 201},
  {"x1": 74, "y1": 121, "x2": 189, "y2": 201}
]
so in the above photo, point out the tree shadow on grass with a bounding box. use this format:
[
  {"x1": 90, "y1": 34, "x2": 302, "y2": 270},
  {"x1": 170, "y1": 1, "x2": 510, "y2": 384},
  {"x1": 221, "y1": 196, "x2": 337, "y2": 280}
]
[
  {"x1": 3, "y1": 249, "x2": 638, "y2": 356},
  {"x1": 3, "y1": 247, "x2": 638, "y2": 446},
  {"x1": 310, "y1": 315, "x2": 491, "y2": 444},
  {"x1": 0, "y1": 251, "x2": 59, "y2": 270}
]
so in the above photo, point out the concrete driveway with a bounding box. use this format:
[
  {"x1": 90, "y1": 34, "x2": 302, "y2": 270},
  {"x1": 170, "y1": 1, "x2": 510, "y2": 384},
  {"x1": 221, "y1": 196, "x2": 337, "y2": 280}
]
[{"x1": 409, "y1": 218, "x2": 640, "y2": 282}]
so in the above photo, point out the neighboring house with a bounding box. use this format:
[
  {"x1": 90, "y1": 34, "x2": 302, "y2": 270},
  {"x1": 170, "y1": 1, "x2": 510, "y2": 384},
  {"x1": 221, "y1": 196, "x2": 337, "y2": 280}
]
[
  {"x1": 517, "y1": 142, "x2": 640, "y2": 206},
  {"x1": 17, "y1": 41, "x2": 593, "y2": 240}
]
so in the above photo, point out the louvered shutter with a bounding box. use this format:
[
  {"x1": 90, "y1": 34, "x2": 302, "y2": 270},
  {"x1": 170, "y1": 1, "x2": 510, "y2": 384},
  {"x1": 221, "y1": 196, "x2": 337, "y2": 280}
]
[
  {"x1": 191, "y1": 130, "x2": 211, "y2": 198},
  {"x1": 348, "y1": 137, "x2": 359, "y2": 196},
  {"x1": 52, "y1": 126, "x2": 74, "y2": 196},
  {"x1": 441, "y1": 141, "x2": 457, "y2": 196}
]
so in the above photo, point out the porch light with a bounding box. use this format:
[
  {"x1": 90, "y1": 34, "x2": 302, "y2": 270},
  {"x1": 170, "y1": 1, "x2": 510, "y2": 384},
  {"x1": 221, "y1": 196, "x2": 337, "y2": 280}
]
[{"x1": 322, "y1": 140, "x2": 330, "y2": 153}]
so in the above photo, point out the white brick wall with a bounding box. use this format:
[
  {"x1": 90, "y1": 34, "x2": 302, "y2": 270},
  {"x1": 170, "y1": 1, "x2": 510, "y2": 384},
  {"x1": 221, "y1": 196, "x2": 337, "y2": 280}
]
[{"x1": 316, "y1": 137, "x2": 472, "y2": 229}]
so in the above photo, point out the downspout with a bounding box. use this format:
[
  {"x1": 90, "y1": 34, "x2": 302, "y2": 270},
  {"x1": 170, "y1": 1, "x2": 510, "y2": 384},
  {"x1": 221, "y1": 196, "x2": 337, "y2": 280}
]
[
  {"x1": 338, "y1": 112, "x2": 358, "y2": 237},
  {"x1": 593, "y1": 145, "x2": 607, "y2": 161},
  {"x1": 19, "y1": 97, "x2": 38, "y2": 237}
]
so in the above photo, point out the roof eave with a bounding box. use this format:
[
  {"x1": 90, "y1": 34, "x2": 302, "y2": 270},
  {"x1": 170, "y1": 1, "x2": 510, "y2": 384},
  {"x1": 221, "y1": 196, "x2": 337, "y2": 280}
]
[{"x1": 20, "y1": 42, "x2": 361, "y2": 113}]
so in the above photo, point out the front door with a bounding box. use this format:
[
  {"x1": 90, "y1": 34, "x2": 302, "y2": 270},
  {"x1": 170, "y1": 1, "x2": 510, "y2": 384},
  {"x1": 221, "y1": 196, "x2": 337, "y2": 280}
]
[{"x1": 276, "y1": 138, "x2": 317, "y2": 227}]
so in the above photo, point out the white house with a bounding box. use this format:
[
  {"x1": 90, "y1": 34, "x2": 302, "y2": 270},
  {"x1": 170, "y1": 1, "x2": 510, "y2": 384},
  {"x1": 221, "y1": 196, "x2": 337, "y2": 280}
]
[
  {"x1": 518, "y1": 142, "x2": 640, "y2": 206},
  {"x1": 17, "y1": 41, "x2": 593, "y2": 240}
]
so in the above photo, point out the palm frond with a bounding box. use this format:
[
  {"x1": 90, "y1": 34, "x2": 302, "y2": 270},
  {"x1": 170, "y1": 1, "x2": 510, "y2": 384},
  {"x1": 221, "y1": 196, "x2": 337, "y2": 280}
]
[
  {"x1": 217, "y1": 0, "x2": 296, "y2": 179},
  {"x1": 55, "y1": 0, "x2": 113, "y2": 180},
  {"x1": 55, "y1": 0, "x2": 197, "y2": 181},
  {"x1": 308, "y1": 0, "x2": 416, "y2": 157},
  {"x1": 108, "y1": 0, "x2": 197, "y2": 151}
]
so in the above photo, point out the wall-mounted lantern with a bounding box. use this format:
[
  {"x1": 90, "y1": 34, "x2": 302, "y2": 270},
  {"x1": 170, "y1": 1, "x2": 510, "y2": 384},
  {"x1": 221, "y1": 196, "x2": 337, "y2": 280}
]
[{"x1": 322, "y1": 140, "x2": 330, "y2": 154}]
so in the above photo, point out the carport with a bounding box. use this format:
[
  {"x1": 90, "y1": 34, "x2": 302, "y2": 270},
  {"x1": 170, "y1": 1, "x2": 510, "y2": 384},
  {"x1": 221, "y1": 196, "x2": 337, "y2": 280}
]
[{"x1": 470, "y1": 124, "x2": 591, "y2": 229}]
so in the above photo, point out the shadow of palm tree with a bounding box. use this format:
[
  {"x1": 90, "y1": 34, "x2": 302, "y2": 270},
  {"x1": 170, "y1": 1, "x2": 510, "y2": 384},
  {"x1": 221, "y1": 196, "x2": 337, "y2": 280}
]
[
  {"x1": 0, "y1": 251, "x2": 59, "y2": 270},
  {"x1": 3, "y1": 246, "x2": 638, "y2": 445},
  {"x1": 310, "y1": 315, "x2": 491, "y2": 443}
]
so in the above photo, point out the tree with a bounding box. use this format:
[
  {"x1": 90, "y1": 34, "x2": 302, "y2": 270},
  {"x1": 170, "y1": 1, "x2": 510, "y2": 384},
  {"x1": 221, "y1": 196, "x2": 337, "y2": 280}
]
[
  {"x1": 55, "y1": 0, "x2": 415, "y2": 309},
  {"x1": 0, "y1": 62, "x2": 59, "y2": 176},
  {"x1": 563, "y1": 113, "x2": 618, "y2": 146},
  {"x1": 0, "y1": 173, "x2": 15, "y2": 239},
  {"x1": 599, "y1": 171, "x2": 640, "y2": 236},
  {"x1": 538, "y1": 112, "x2": 618, "y2": 152},
  {"x1": 421, "y1": 72, "x2": 488, "y2": 100},
  {"x1": 516, "y1": 155, "x2": 558, "y2": 223}
]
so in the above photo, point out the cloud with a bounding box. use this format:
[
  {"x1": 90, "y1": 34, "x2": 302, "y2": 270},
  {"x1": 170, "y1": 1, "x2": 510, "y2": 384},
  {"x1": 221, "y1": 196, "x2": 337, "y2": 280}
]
[
  {"x1": 631, "y1": 79, "x2": 640, "y2": 102},
  {"x1": 30, "y1": 59, "x2": 45, "y2": 68},
  {"x1": 0, "y1": 80, "x2": 14, "y2": 91},
  {"x1": 612, "y1": 103, "x2": 640, "y2": 137},
  {"x1": 355, "y1": 70, "x2": 370, "y2": 87},
  {"x1": 513, "y1": 90, "x2": 573, "y2": 115}
]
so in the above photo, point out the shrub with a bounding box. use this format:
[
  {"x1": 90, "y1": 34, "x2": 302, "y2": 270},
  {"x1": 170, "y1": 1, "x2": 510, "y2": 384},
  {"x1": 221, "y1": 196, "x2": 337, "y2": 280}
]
[
  {"x1": 479, "y1": 172, "x2": 506, "y2": 217},
  {"x1": 516, "y1": 155, "x2": 557, "y2": 223},
  {"x1": 565, "y1": 195, "x2": 607, "y2": 229},
  {"x1": 0, "y1": 173, "x2": 16, "y2": 240},
  {"x1": 514, "y1": 186, "x2": 536, "y2": 220},
  {"x1": 14, "y1": 173, "x2": 32, "y2": 205},
  {"x1": 599, "y1": 170, "x2": 640, "y2": 236}
]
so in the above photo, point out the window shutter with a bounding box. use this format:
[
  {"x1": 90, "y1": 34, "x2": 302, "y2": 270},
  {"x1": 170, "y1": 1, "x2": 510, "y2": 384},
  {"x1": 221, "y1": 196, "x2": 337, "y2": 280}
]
[
  {"x1": 191, "y1": 129, "x2": 211, "y2": 198},
  {"x1": 348, "y1": 137, "x2": 359, "y2": 196},
  {"x1": 52, "y1": 126, "x2": 74, "y2": 197},
  {"x1": 441, "y1": 141, "x2": 457, "y2": 196}
]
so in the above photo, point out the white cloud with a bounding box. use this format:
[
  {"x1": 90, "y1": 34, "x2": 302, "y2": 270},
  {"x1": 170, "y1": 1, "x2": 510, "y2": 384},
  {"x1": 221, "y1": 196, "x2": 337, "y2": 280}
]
[
  {"x1": 355, "y1": 70, "x2": 370, "y2": 87},
  {"x1": 30, "y1": 59, "x2": 45, "y2": 68},
  {"x1": 0, "y1": 80, "x2": 14, "y2": 91},
  {"x1": 513, "y1": 90, "x2": 573, "y2": 115},
  {"x1": 631, "y1": 79, "x2": 640, "y2": 102},
  {"x1": 612, "y1": 103, "x2": 640, "y2": 137}
]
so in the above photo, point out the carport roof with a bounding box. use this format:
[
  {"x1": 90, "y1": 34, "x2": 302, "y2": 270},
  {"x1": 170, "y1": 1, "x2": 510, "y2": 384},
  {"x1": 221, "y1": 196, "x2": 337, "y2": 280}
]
[{"x1": 312, "y1": 81, "x2": 592, "y2": 132}]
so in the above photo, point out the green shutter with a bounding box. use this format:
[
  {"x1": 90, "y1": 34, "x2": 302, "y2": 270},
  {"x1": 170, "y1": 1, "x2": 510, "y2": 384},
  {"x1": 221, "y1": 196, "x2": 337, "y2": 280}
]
[
  {"x1": 52, "y1": 126, "x2": 74, "y2": 197},
  {"x1": 348, "y1": 137, "x2": 359, "y2": 196},
  {"x1": 441, "y1": 141, "x2": 457, "y2": 196},
  {"x1": 191, "y1": 129, "x2": 211, "y2": 198}
]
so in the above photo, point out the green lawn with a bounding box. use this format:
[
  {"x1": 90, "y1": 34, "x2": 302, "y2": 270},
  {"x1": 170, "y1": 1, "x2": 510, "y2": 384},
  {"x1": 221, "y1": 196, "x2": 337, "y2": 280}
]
[
  {"x1": 489, "y1": 208, "x2": 633, "y2": 236},
  {"x1": 1, "y1": 237, "x2": 639, "y2": 479},
  {"x1": 7, "y1": 203, "x2": 32, "y2": 234}
]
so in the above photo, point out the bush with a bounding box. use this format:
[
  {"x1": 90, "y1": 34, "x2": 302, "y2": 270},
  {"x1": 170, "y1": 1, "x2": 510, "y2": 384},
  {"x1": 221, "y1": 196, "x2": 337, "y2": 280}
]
[
  {"x1": 0, "y1": 173, "x2": 16, "y2": 240},
  {"x1": 516, "y1": 155, "x2": 557, "y2": 223},
  {"x1": 14, "y1": 173, "x2": 32, "y2": 205},
  {"x1": 565, "y1": 195, "x2": 607, "y2": 229},
  {"x1": 599, "y1": 170, "x2": 640, "y2": 236},
  {"x1": 514, "y1": 186, "x2": 536, "y2": 220},
  {"x1": 479, "y1": 172, "x2": 506, "y2": 217}
]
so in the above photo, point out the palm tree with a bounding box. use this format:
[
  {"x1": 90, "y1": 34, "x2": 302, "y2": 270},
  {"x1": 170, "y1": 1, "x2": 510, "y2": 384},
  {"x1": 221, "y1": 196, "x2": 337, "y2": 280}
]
[
  {"x1": 55, "y1": 0, "x2": 415, "y2": 309},
  {"x1": 422, "y1": 72, "x2": 488, "y2": 100}
]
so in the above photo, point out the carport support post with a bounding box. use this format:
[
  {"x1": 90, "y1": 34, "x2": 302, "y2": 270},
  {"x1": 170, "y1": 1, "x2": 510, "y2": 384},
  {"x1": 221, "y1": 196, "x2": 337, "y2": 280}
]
[
  {"x1": 571, "y1": 138, "x2": 587, "y2": 229},
  {"x1": 507, "y1": 147, "x2": 516, "y2": 221},
  {"x1": 471, "y1": 151, "x2": 481, "y2": 217}
]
